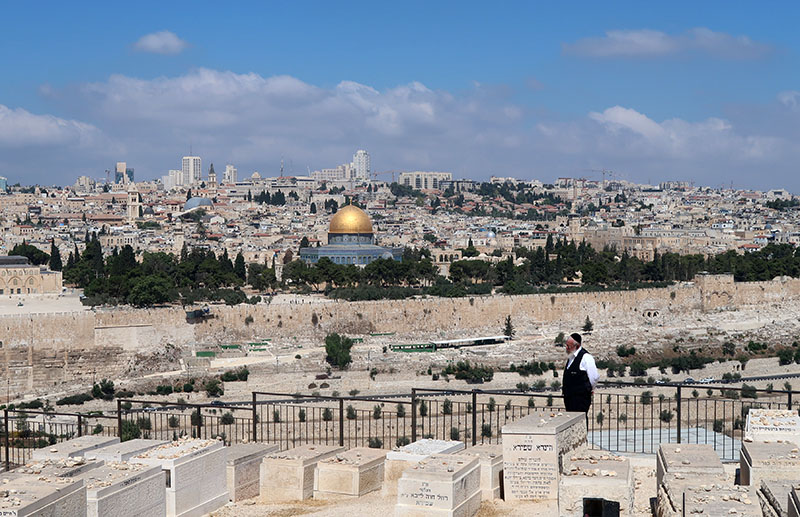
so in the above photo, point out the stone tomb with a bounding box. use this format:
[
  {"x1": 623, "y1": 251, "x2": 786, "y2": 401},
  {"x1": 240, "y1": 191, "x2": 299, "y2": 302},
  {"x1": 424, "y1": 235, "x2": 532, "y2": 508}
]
[
  {"x1": 501, "y1": 411, "x2": 587, "y2": 502},
  {"x1": 13, "y1": 457, "x2": 103, "y2": 479},
  {"x1": 313, "y1": 447, "x2": 388, "y2": 499},
  {"x1": 84, "y1": 438, "x2": 167, "y2": 463},
  {"x1": 655, "y1": 443, "x2": 724, "y2": 488},
  {"x1": 740, "y1": 440, "x2": 800, "y2": 486},
  {"x1": 77, "y1": 462, "x2": 166, "y2": 517},
  {"x1": 681, "y1": 484, "x2": 761, "y2": 517},
  {"x1": 383, "y1": 439, "x2": 465, "y2": 497},
  {"x1": 226, "y1": 443, "x2": 279, "y2": 502},
  {"x1": 259, "y1": 444, "x2": 344, "y2": 502},
  {"x1": 395, "y1": 453, "x2": 481, "y2": 517},
  {"x1": 746, "y1": 409, "x2": 800, "y2": 444},
  {"x1": 130, "y1": 438, "x2": 228, "y2": 517},
  {"x1": 758, "y1": 479, "x2": 797, "y2": 517},
  {"x1": 30, "y1": 435, "x2": 120, "y2": 461},
  {"x1": 559, "y1": 452, "x2": 634, "y2": 516},
  {"x1": 789, "y1": 485, "x2": 800, "y2": 517},
  {"x1": 458, "y1": 444, "x2": 503, "y2": 501},
  {"x1": 0, "y1": 474, "x2": 86, "y2": 517}
]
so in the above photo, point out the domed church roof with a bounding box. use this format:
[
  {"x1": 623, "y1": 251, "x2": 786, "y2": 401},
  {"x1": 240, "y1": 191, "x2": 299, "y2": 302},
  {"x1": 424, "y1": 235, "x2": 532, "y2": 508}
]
[{"x1": 329, "y1": 204, "x2": 373, "y2": 234}]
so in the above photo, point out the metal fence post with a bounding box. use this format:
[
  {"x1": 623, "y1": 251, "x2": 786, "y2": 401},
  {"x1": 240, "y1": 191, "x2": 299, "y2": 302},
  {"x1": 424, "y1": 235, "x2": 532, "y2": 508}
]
[
  {"x1": 471, "y1": 390, "x2": 477, "y2": 447},
  {"x1": 338, "y1": 398, "x2": 344, "y2": 447},
  {"x1": 196, "y1": 406, "x2": 202, "y2": 439},
  {"x1": 77, "y1": 414, "x2": 83, "y2": 437},
  {"x1": 788, "y1": 390, "x2": 793, "y2": 410},
  {"x1": 251, "y1": 393, "x2": 258, "y2": 443},
  {"x1": 411, "y1": 389, "x2": 417, "y2": 443},
  {"x1": 3, "y1": 409, "x2": 9, "y2": 472},
  {"x1": 676, "y1": 386, "x2": 682, "y2": 444},
  {"x1": 116, "y1": 399, "x2": 122, "y2": 439}
]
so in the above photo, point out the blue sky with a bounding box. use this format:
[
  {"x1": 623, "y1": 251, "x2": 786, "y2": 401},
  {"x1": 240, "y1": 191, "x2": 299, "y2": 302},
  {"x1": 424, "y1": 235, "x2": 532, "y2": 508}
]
[{"x1": 2, "y1": 1, "x2": 800, "y2": 190}]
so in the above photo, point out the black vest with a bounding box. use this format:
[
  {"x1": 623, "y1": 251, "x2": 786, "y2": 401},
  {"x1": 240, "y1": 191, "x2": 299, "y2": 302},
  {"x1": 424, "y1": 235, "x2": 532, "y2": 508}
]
[{"x1": 562, "y1": 347, "x2": 592, "y2": 397}]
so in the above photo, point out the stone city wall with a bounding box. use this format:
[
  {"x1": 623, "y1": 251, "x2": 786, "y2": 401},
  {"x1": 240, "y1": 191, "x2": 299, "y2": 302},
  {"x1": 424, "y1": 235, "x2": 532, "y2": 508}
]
[{"x1": 2, "y1": 275, "x2": 800, "y2": 395}]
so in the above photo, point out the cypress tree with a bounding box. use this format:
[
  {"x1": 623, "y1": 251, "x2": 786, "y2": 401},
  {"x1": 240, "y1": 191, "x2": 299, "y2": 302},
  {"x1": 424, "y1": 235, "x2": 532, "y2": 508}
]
[{"x1": 49, "y1": 239, "x2": 62, "y2": 271}]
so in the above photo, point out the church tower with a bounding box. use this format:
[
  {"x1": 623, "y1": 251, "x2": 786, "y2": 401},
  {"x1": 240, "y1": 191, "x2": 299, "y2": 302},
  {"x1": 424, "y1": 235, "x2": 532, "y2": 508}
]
[{"x1": 127, "y1": 183, "x2": 142, "y2": 222}]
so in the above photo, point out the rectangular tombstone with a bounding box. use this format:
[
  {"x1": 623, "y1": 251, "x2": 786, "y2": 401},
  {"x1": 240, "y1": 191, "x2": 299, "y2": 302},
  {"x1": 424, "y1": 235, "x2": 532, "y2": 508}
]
[
  {"x1": 259, "y1": 444, "x2": 344, "y2": 502},
  {"x1": 383, "y1": 439, "x2": 465, "y2": 497},
  {"x1": 130, "y1": 438, "x2": 228, "y2": 517},
  {"x1": 0, "y1": 474, "x2": 86, "y2": 517},
  {"x1": 84, "y1": 439, "x2": 167, "y2": 463},
  {"x1": 395, "y1": 453, "x2": 481, "y2": 517},
  {"x1": 77, "y1": 462, "x2": 166, "y2": 517},
  {"x1": 313, "y1": 447, "x2": 388, "y2": 498},
  {"x1": 790, "y1": 486, "x2": 800, "y2": 517},
  {"x1": 740, "y1": 440, "x2": 800, "y2": 486},
  {"x1": 501, "y1": 411, "x2": 586, "y2": 502},
  {"x1": 759, "y1": 479, "x2": 796, "y2": 517},
  {"x1": 655, "y1": 443, "x2": 724, "y2": 488},
  {"x1": 559, "y1": 452, "x2": 634, "y2": 516},
  {"x1": 31, "y1": 435, "x2": 120, "y2": 461},
  {"x1": 226, "y1": 443, "x2": 279, "y2": 502},
  {"x1": 682, "y1": 484, "x2": 761, "y2": 517},
  {"x1": 14, "y1": 457, "x2": 103, "y2": 479},
  {"x1": 746, "y1": 409, "x2": 800, "y2": 444},
  {"x1": 458, "y1": 444, "x2": 503, "y2": 501},
  {"x1": 656, "y1": 473, "x2": 727, "y2": 517}
]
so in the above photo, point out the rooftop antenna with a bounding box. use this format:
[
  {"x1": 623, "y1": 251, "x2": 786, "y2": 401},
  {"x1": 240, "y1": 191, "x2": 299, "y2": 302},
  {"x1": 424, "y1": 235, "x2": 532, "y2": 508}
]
[{"x1": 280, "y1": 156, "x2": 284, "y2": 176}]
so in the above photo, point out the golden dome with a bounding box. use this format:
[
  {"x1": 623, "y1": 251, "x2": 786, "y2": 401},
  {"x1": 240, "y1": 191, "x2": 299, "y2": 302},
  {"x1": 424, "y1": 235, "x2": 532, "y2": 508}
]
[{"x1": 329, "y1": 204, "x2": 373, "y2": 234}]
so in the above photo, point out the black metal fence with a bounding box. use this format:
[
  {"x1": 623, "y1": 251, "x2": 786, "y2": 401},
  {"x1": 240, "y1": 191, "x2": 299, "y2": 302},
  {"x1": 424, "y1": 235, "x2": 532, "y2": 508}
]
[{"x1": 2, "y1": 381, "x2": 797, "y2": 471}]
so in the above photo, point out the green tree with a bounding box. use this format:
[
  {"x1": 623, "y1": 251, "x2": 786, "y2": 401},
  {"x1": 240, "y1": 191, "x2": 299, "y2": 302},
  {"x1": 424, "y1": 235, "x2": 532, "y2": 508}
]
[
  {"x1": 582, "y1": 316, "x2": 594, "y2": 332},
  {"x1": 127, "y1": 276, "x2": 173, "y2": 307},
  {"x1": 504, "y1": 315, "x2": 515, "y2": 339},
  {"x1": 324, "y1": 333, "x2": 353, "y2": 369},
  {"x1": 10, "y1": 242, "x2": 50, "y2": 265},
  {"x1": 48, "y1": 240, "x2": 62, "y2": 271},
  {"x1": 234, "y1": 252, "x2": 246, "y2": 281}
]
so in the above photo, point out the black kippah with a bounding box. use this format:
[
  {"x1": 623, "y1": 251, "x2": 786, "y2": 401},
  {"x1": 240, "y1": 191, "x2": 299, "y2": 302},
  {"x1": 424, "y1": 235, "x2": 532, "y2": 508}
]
[{"x1": 570, "y1": 333, "x2": 582, "y2": 345}]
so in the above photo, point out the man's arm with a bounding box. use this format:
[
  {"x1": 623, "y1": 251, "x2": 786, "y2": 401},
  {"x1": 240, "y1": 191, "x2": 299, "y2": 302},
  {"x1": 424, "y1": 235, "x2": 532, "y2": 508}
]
[{"x1": 582, "y1": 353, "x2": 600, "y2": 388}]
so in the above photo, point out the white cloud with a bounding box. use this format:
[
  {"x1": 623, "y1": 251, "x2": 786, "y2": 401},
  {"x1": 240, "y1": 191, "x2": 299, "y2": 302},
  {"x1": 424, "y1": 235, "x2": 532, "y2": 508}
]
[
  {"x1": 563, "y1": 28, "x2": 770, "y2": 59},
  {"x1": 0, "y1": 105, "x2": 102, "y2": 147},
  {"x1": 133, "y1": 31, "x2": 188, "y2": 55}
]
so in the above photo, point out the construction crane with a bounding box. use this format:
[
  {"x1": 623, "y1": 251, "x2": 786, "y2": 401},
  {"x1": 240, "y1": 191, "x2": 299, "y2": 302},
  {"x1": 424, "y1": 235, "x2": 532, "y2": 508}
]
[
  {"x1": 371, "y1": 170, "x2": 400, "y2": 183},
  {"x1": 584, "y1": 169, "x2": 616, "y2": 189}
]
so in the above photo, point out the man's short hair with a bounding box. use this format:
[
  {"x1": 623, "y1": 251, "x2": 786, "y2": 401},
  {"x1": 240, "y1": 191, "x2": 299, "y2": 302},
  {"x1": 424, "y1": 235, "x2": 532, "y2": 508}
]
[{"x1": 570, "y1": 333, "x2": 582, "y2": 345}]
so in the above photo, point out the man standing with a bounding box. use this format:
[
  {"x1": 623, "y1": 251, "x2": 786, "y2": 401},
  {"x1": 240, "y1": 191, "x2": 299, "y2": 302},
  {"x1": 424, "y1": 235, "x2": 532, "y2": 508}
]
[{"x1": 561, "y1": 332, "x2": 599, "y2": 413}]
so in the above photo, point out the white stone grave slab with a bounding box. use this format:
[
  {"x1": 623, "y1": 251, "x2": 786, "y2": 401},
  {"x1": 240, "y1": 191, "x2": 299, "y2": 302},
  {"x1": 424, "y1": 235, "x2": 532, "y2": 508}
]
[
  {"x1": 226, "y1": 443, "x2": 279, "y2": 502},
  {"x1": 758, "y1": 479, "x2": 796, "y2": 517},
  {"x1": 313, "y1": 447, "x2": 387, "y2": 498},
  {"x1": 14, "y1": 457, "x2": 103, "y2": 479},
  {"x1": 501, "y1": 411, "x2": 586, "y2": 502},
  {"x1": 746, "y1": 409, "x2": 800, "y2": 444},
  {"x1": 383, "y1": 439, "x2": 465, "y2": 497},
  {"x1": 740, "y1": 440, "x2": 800, "y2": 486},
  {"x1": 395, "y1": 453, "x2": 481, "y2": 517},
  {"x1": 655, "y1": 443, "x2": 724, "y2": 488},
  {"x1": 458, "y1": 444, "x2": 502, "y2": 501},
  {"x1": 259, "y1": 444, "x2": 344, "y2": 502},
  {"x1": 681, "y1": 484, "x2": 760, "y2": 517},
  {"x1": 559, "y1": 452, "x2": 634, "y2": 516},
  {"x1": 130, "y1": 437, "x2": 228, "y2": 517},
  {"x1": 30, "y1": 435, "x2": 120, "y2": 461},
  {"x1": 789, "y1": 485, "x2": 800, "y2": 517},
  {"x1": 0, "y1": 474, "x2": 86, "y2": 517},
  {"x1": 84, "y1": 438, "x2": 167, "y2": 463},
  {"x1": 77, "y1": 462, "x2": 166, "y2": 517}
]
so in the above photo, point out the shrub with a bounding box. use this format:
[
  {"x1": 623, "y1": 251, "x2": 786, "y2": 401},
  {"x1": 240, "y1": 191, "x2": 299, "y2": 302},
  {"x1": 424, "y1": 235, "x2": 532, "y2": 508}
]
[
  {"x1": 121, "y1": 401, "x2": 132, "y2": 411},
  {"x1": 396, "y1": 436, "x2": 411, "y2": 447},
  {"x1": 481, "y1": 423, "x2": 492, "y2": 438},
  {"x1": 487, "y1": 397, "x2": 496, "y2": 412},
  {"x1": 713, "y1": 419, "x2": 723, "y2": 433},
  {"x1": 741, "y1": 384, "x2": 758, "y2": 399},
  {"x1": 368, "y1": 437, "x2": 383, "y2": 449},
  {"x1": 505, "y1": 400, "x2": 512, "y2": 411},
  {"x1": 692, "y1": 389, "x2": 699, "y2": 398},
  {"x1": 442, "y1": 399, "x2": 453, "y2": 415},
  {"x1": 325, "y1": 333, "x2": 354, "y2": 369},
  {"x1": 168, "y1": 415, "x2": 180, "y2": 428},
  {"x1": 550, "y1": 380, "x2": 561, "y2": 391},
  {"x1": 596, "y1": 412, "x2": 604, "y2": 425},
  {"x1": 373, "y1": 405, "x2": 382, "y2": 420},
  {"x1": 618, "y1": 413, "x2": 628, "y2": 422},
  {"x1": 418, "y1": 400, "x2": 428, "y2": 417},
  {"x1": 546, "y1": 395, "x2": 553, "y2": 407},
  {"x1": 516, "y1": 382, "x2": 530, "y2": 392},
  {"x1": 183, "y1": 383, "x2": 194, "y2": 393},
  {"x1": 136, "y1": 417, "x2": 152, "y2": 431},
  {"x1": 640, "y1": 391, "x2": 653, "y2": 405},
  {"x1": 272, "y1": 410, "x2": 281, "y2": 423},
  {"x1": 616, "y1": 345, "x2": 636, "y2": 358},
  {"x1": 659, "y1": 410, "x2": 674, "y2": 423},
  {"x1": 778, "y1": 349, "x2": 794, "y2": 365},
  {"x1": 348, "y1": 389, "x2": 360, "y2": 397},
  {"x1": 204, "y1": 379, "x2": 223, "y2": 397},
  {"x1": 322, "y1": 408, "x2": 333, "y2": 421},
  {"x1": 156, "y1": 384, "x2": 173, "y2": 395},
  {"x1": 346, "y1": 405, "x2": 357, "y2": 420},
  {"x1": 396, "y1": 404, "x2": 406, "y2": 418},
  {"x1": 92, "y1": 424, "x2": 103, "y2": 435},
  {"x1": 191, "y1": 409, "x2": 202, "y2": 426},
  {"x1": 528, "y1": 397, "x2": 535, "y2": 408},
  {"x1": 120, "y1": 420, "x2": 141, "y2": 442},
  {"x1": 555, "y1": 332, "x2": 565, "y2": 345},
  {"x1": 450, "y1": 427, "x2": 460, "y2": 440},
  {"x1": 56, "y1": 393, "x2": 93, "y2": 406},
  {"x1": 221, "y1": 412, "x2": 235, "y2": 425}
]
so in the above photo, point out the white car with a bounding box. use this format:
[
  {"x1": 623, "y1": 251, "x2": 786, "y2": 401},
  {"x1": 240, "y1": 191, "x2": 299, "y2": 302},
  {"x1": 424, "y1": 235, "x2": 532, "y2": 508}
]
[{"x1": 699, "y1": 377, "x2": 715, "y2": 384}]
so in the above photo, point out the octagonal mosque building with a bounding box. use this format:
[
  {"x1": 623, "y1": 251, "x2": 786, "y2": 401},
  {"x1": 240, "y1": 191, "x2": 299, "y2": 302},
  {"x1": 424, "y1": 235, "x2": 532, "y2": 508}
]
[{"x1": 299, "y1": 204, "x2": 402, "y2": 266}]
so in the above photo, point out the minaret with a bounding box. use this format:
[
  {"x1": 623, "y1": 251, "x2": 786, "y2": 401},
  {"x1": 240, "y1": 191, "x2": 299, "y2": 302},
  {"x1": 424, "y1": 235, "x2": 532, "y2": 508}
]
[{"x1": 208, "y1": 163, "x2": 217, "y2": 188}]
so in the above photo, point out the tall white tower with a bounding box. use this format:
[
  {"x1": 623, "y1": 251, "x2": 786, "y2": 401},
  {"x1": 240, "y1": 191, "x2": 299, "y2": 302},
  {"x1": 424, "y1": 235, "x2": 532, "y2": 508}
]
[
  {"x1": 182, "y1": 156, "x2": 202, "y2": 185},
  {"x1": 353, "y1": 150, "x2": 370, "y2": 181},
  {"x1": 223, "y1": 164, "x2": 238, "y2": 184}
]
